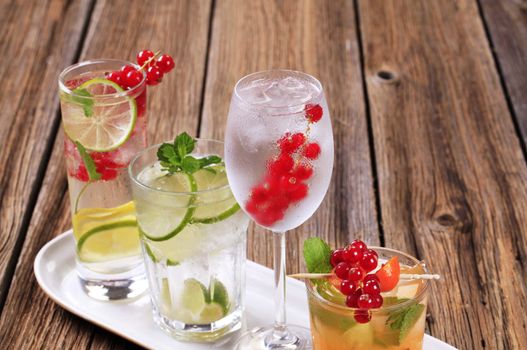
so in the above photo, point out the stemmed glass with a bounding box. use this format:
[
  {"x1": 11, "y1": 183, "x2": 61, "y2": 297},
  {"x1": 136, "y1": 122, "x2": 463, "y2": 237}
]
[{"x1": 225, "y1": 70, "x2": 334, "y2": 349}]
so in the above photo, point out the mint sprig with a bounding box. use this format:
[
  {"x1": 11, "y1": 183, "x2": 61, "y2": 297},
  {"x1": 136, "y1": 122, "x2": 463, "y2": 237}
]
[
  {"x1": 75, "y1": 141, "x2": 101, "y2": 181},
  {"x1": 61, "y1": 88, "x2": 94, "y2": 117},
  {"x1": 303, "y1": 237, "x2": 333, "y2": 274},
  {"x1": 157, "y1": 132, "x2": 222, "y2": 174},
  {"x1": 386, "y1": 302, "x2": 425, "y2": 343}
]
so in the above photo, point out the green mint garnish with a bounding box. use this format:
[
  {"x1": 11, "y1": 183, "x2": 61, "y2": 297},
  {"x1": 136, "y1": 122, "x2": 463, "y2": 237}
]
[
  {"x1": 303, "y1": 237, "x2": 333, "y2": 273},
  {"x1": 386, "y1": 302, "x2": 425, "y2": 343},
  {"x1": 75, "y1": 141, "x2": 101, "y2": 181},
  {"x1": 157, "y1": 132, "x2": 222, "y2": 174},
  {"x1": 61, "y1": 88, "x2": 94, "y2": 117}
]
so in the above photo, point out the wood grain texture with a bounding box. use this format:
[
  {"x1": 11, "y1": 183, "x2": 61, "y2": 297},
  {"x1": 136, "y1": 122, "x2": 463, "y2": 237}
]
[
  {"x1": 0, "y1": 0, "x2": 212, "y2": 348},
  {"x1": 0, "y1": 0, "x2": 93, "y2": 306},
  {"x1": 359, "y1": 0, "x2": 527, "y2": 348},
  {"x1": 200, "y1": 0, "x2": 379, "y2": 274},
  {"x1": 480, "y1": 0, "x2": 527, "y2": 141}
]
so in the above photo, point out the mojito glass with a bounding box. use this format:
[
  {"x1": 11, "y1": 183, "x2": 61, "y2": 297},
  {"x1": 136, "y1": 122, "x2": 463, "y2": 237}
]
[
  {"x1": 129, "y1": 139, "x2": 249, "y2": 342},
  {"x1": 306, "y1": 248, "x2": 429, "y2": 350},
  {"x1": 58, "y1": 59, "x2": 148, "y2": 300}
]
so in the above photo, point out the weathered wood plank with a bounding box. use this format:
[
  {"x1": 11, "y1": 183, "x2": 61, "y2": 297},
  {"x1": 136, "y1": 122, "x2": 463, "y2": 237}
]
[
  {"x1": 200, "y1": 0, "x2": 379, "y2": 273},
  {"x1": 359, "y1": 0, "x2": 527, "y2": 348},
  {"x1": 0, "y1": 0, "x2": 94, "y2": 307},
  {"x1": 479, "y1": 0, "x2": 527, "y2": 143},
  {"x1": 0, "y1": 0, "x2": 212, "y2": 348}
]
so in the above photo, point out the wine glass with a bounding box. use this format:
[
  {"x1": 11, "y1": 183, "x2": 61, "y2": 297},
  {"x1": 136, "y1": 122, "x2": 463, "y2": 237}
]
[{"x1": 225, "y1": 70, "x2": 334, "y2": 349}]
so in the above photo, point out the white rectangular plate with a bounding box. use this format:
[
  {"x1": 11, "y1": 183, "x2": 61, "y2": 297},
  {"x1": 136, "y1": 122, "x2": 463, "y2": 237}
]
[{"x1": 34, "y1": 231, "x2": 456, "y2": 350}]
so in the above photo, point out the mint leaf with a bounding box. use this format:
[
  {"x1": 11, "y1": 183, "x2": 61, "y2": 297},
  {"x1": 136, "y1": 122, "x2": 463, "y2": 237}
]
[
  {"x1": 75, "y1": 141, "x2": 101, "y2": 181},
  {"x1": 72, "y1": 88, "x2": 94, "y2": 117},
  {"x1": 174, "y1": 132, "x2": 196, "y2": 159},
  {"x1": 181, "y1": 156, "x2": 201, "y2": 174},
  {"x1": 303, "y1": 237, "x2": 332, "y2": 273},
  {"x1": 199, "y1": 155, "x2": 222, "y2": 168},
  {"x1": 386, "y1": 303, "x2": 425, "y2": 343}
]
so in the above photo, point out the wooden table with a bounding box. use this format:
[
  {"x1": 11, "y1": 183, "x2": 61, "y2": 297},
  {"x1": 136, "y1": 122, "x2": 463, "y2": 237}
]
[{"x1": 1, "y1": 0, "x2": 526, "y2": 348}]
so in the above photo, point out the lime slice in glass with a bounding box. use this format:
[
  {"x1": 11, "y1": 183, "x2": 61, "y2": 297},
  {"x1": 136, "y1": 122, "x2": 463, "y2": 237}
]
[
  {"x1": 61, "y1": 78, "x2": 137, "y2": 152},
  {"x1": 198, "y1": 303, "x2": 225, "y2": 324},
  {"x1": 181, "y1": 279, "x2": 208, "y2": 315},
  {"x1": 73, "y1": 201, "x2": 139, "y2": 262},
  {"x1": 210, "y1": 278, "x2": 230, "y2": 314}
]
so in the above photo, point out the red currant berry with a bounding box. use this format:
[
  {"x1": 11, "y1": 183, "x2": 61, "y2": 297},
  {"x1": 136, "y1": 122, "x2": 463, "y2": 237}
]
[
  {"x1": 121, "y1": 65, "x2": 136, "y2": 75},
  {"x1": 123, "y1": 69, "x2": 143, "y2": 88},
  {"x1": 342, "y1": 245, "x2": 363, "y2": 264},
  {"x1": 268, "y1": 154, "x2": 294, "y2": 176},
  {"x1": 245, "y1": 199, "x2": 259, "y2": 215},
  {"x1": 363, "y1": 280, "x2": 381, "y2": 295},
  {"x1": 146, "y1": 65, "x2": 163, "y2": 85},
  {"x1": 354, "y1": 310, "x2": 371, "y2": 323},
  {"x1": 366, "y1": 248, "x2": 378, "y2": 258},
  {"x1": 305, "y1": 104, "x2": 323, "y2": 123},
  {"x1": 303, "y1": 142, "x2": 321, "y2": 160},
  {"x1": 340, "y1": 280, "x2": 356, "y2": 296},
  {"x1": 106, "y1": 71, "x2": 123, "y2": 85},
  {"x1": 74, "y1": 165, "x2": 89, "y2": 182},
  {"x1": 136, "y1": 50, "x2": 154, "y2": 66},
  {"x1": 357, "y1": 294, "x2": 375, "y2": 309},
  {"x1": 334, "y1": 262, "x2": 351, "y2": 279},
  {"x1": 156, "y1": 54, "x2": 175, "y2": 73},
  {"x1": 363, "y1": 274, "x2": 380, "y2": 285},
  {"x1": 348, "y1": 267, "x2": 363, "y2": 282},
  {"x1": 345, "y1": 288, "x2": 362, "y2": 308},
  {"x1": 350, "y1": 239, "x2": 367, "y2": 252},
  {"x1": 279, "y1": 175, "x2": 300, "y2": 193},
  {"x1": 360, "y1": 251, "x2": 378, "y2": 272},
  {"x1": 250, "y1": 185, "x2": 269, "y2": 204},
  {"x1": 291, "y1": 164, "x2": 313, "y2": 180},
  {"x1": 268, "y1": 195, "x2": 290, "y2": 212},
  {"x1": 288, "y1": 183, "x2": 308, "y2": 202},
  {"x1": 278, "y1": 132, "x2": 306, "y2": 154},
  {"x1": 330, "y1": 249, "x2": 344, "y2": 267},
  {"x1": 370, "y1": 294, "x2": 383, "y2": 309}
]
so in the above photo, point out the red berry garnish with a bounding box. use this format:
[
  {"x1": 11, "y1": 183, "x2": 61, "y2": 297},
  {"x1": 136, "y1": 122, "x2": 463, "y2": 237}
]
[
  {"x1": 279, "y1": 175, "x2": 300, "y2": 193},
  {"x1": 330, "y1": 249, "x2": 344, "y2": 267},
  {"x1": 137, "y1": 50, "x2": 154, "y2": 66},
  {"x1": 354, "y1": 310, "x2": 371, "y2": 323},
  {"x1": 340, "y1": 280, "x2": 356, "y2": 296},
  {"x1": 370, "y1": 294, "x2": 383, "y2": 309},
  {"x1": 73, "y1": 165, "x2": 89, "y2": 182},
  {"x1": 363, "y1": 274, "x2": 380, "y2": 285},
  {"x1": 288, "y1": 183, "x2": 308, "y2": 202},
  {"x1": 268, "y1": 154, "x2": 294, "y2": 176},
  {"x1": 303, "y1": 142, "x2": 321, "y2": 160},
  {"x1": 350, "y1": 239, "x2": 367, "y2": 252},
  {"x1": 334, "y1": 262, "x2": 351, "y2": 279},
  {"x1": 123, "y1": 69, "x2": 143, "y2": 88},
  {"x1": 345, "y1": 288, "x2": 362, "y2": 308},
  {"x1": 348, "y1": 267, "x2": 363, "y2": 282},
  {"x1": 360, "y1": 251, "x2": 378, "y2": 272},
  {"x1": 366, "y1": 248, "x2": 378, "y2": 258},
  {"x1": 278, "y1": 132, "x2": 306, "y2": 154},
  {"x1": 121, "y1": 65, "x2": 136, "y2": 75},
  {"x1": 357, "y1": 294, "x2": 374, "y2": 309},
  {"x1": 291, "y1": 164, "x2": 313, "y2": 180},
  {"x1": 156, "y1": 54, "x2": 175, "y2": 73},
  {"x1": 342, "y1": 245, "x2": 363, "y2": 264},
  {"x1": 106, "y1": 71, "x2": 123, "y2": 86},
  {"x1": 305, "y1": 104, "x2": 323, "y2": 123},
  {"x1": 363, "y1": 280, "x2": 381, "y2": 295},
  {"x1": 250, "y1": 185, "x2": 269, "y2": 204},
  {"x1": 146, "y1": 65, "x2": 163, "y2": 86}
]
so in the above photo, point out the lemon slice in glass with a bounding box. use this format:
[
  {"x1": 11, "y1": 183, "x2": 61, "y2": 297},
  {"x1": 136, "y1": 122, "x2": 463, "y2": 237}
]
[{"x1": 61, "y1": 78, "x2": 137, "y2": 152}]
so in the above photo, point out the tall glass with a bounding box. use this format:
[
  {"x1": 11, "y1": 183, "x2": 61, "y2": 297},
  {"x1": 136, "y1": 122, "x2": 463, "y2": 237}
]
[
  {"x1": 58, "y1": 59, "x2": 148, "y2": 300},
  {"x1": 129, "y1": 140, "x2": 249, "y2": 342},
  {"x1": 306, "y1": 248, "x2": 429, "y2": 350},
  {"x1": 225, "y1": 70, "x2": 334, "y2": 349}
]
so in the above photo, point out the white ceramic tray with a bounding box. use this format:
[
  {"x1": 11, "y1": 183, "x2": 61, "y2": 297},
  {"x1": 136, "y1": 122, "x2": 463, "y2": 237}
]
[{"x1": 34, "y1": 231, "x2": 457, "y2": 350}]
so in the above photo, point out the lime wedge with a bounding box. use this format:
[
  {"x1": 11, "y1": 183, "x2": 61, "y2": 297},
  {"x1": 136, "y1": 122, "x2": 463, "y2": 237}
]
[
  {"x1": 73, "y1": 201, "x2": 140, "y2": 262},
  {"x1": 61, "y1": 78, "x2": 137, "y2": 152},
  {"x1": 210, "y1": 279, "x2": 230, "y2": 314},
  {"x1": 181, "y1": 279, "x2": 208, "y2": 315},
  {"x1": 138, "y1": 172, "x2": 197, "y2": 241},
  {"x1": 343, "y1": 322, "x2": 374, "y2": 347},
  {"x1": 198, "y1": 303, "x2": 224, "y2": 324},
  {"x1": 191, "y1": 166, "x2": 240, "y2": 224}
]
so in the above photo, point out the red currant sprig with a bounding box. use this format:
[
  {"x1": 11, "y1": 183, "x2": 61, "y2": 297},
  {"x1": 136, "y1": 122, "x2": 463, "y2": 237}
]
[{"x1": 106, "y1": 49, "x2": 175, "y2": 89}]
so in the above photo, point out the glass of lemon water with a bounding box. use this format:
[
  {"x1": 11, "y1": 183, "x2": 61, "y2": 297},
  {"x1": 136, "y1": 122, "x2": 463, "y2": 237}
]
[
  {"x1": 129, "y1": 137, "x2": 249, "y2": 342},
  {"x1": 58, "y1": 60, "x2": 148, "y2": 300}
]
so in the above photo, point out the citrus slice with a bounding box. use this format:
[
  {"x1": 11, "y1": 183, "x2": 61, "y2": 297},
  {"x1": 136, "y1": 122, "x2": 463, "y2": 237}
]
[
  {"x1": 198, "y1": 303, "x2": 224, "y2": 324},
  {"x1": 137, "y1": 171, "x2": 197, "y2": 241},
  {"x1": 62, "y1": 78, "x2": 137, "y2": 152},
  {"x1": 210, "y1": 279, "x2": 230, "y2": 314},
  {"x1": 73, "y1": 201, "x2": 140, "y2": 262},
  {"x1": 181, "y1": 279, "x2": 208, "y2": 315},
  {"x1": 191, "y1": 165, "x2": 240, "y2": 224}
]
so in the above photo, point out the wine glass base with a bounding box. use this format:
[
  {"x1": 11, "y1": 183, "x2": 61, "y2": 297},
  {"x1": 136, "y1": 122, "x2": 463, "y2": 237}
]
[{"x1": 234, "y1": 325, "x2": 312, "y2": 350}]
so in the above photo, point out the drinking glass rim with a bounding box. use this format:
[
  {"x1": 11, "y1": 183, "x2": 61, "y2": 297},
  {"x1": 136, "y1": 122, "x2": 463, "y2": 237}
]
[
  {"x1": 305, "y1": 246, "x2": 429, "y2": 314},
  {"x1": 233, "y1": 69, "x2": 324, "y2": 114},
  {"x1": 58, "y1": 58, "x2": 146, "y2": 100},
  {"x1": 128, "y1": 139, "x2": 232, "y2": 195}
]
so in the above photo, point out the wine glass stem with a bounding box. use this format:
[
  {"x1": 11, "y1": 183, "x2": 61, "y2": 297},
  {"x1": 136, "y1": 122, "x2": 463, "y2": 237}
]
[{"x1": 273, "y1": 230, "x2": 288, "y2": 338}]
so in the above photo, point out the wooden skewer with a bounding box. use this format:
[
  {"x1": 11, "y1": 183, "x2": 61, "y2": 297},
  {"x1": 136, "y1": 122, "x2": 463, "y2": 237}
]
[{"x1": 288, "y1": 273, "x2": 440, "y2": 280}]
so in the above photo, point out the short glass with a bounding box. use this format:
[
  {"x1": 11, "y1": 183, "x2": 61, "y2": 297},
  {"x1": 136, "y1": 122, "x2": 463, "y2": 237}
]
[
  {"x1": 58, "y1": 59, "x2": 148, "y2": 300},
  {"x1": 129, "y1": 139, "x2": 249, "y2": 342},
  {"x1": 306, "y1": 248, "x2": 429, "y2": 350}
]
